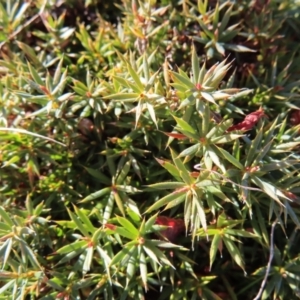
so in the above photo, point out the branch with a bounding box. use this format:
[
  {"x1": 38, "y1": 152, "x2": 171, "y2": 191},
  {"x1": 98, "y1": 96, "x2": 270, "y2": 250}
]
[
  {"x1": 193, "y1": 165, "x2": 263, "y2": 192},
  {"x1": 0, "y1": 1, "x2": 46, "y2": 50},
  {"x1": 253, "y1": 218, "x2": 277, "y2": 300}
]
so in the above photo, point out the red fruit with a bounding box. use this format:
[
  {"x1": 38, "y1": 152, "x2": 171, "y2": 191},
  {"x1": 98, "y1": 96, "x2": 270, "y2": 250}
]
[
  {"x1": 155, "y1": 216, "x2": 185, "y2": 242},
  {"x1": 290, "y1": 110, "x2": 300, "y2": 126},
  {"x1": 78, "y1": 118, "x2": 94, "y2": 136},
  {"x1": 228, "y1": 109, "x2": 267, "y2": 132}
]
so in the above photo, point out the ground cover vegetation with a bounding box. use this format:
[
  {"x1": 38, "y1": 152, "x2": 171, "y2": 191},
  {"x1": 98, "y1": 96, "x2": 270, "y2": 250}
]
[{"x1": 1, "y1": 0, "x2": 300, "y2": 299}]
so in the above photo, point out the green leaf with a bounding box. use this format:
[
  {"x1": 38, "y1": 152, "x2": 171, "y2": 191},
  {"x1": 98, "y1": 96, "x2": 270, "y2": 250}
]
[
  {"x1": 68, "y1": 209, "x2": 91, "y2": 237},
  {"x1": 145, "y1": 69, "x2": 160, "y2": 92},
  {"x1": 19, "y1": 239, "x2": 43, "y2": 269},
  {"x1": 155, "y1": 158, "x2": 181, "y2": 179},
  {"x1": 252, "y1": 140, "x2": 273, "y2": 165},
  {"x1": 127, "y1": 63, "x2": 144, "y2": 92},
  {"x1": 171, "y1": 148, "x2": 194, "y2": 185},
  {"x1": 73, "y1": 206, "x2": 95, "y2": 233},
  {"x1": 0, "y1": 127, "x2": 66, "y2": 146},
  {"x1": 192, "y1": 44, "x2": 200, "y2": 84},
  {"x1": 110, "y1": 241, "x2": 137, "y2": 267},
  {"x1": 117, "y1": 216, "x2": 139, "y2": 236},
  {"x1": 193, "y1": 190, "x2": 207, "y2": 232},
  {"x1": 210, "y1": 234, "x2": 222, "y2": 270},
  {"x1": 126, "y1": 246, "x2": 137, "y2": 287},
  {"x1": 0, "y1": 238, "x2": 13, "y2": 268},
  {"x1": 146, "y1": 102, "x2": 158, "y2": 128},
  {"x1": 197, "y1": 58, "x2": 207, "y2": 85},
  {"x1": 170, "y1": 70, "x2": 195, "y2": 89},
  {"x1": 151, "y1": 240, "x2": 185, "y2": 249},
  {"x1": 206, "y1": 119, "x2": 233, "y2": 140},
  {"x1": 198, "y1": 0, "x2": 208, "y2": 15},
  {"x1": 145, "y1": 190, "x2": 187, "y2": 213},
  {"x1": 211, "y1": 134, "x2": 243, "y2": 144},
  {"x1": 111, "y1": 191, "x2": 124, "y2": 216},
  {"x1": 207, "y1": 145, "x2": 226, "y2": 173},
  {"x1": 201, "y1": 92, "x2": 217, "y2": 104},
  {"x1": 103, "y1": 191, "x2": 115, "y2": 224},
  {"x1": 164, "y1": 194, "x2": 186, "y2": 211},
  {"x1": 145, "y1": 182, "x2": 186, "y2": 190},
  {"x1": 223, "y1": 237, "x2": 246, "y2": 273},
  {"x1": 285, "y1": 201, "x2": 300, "y2": 228},
  {"x1": 96, "y1": 246, "x2": 112, "y2": 280},
  {"x1": 139, "y1": 247, "x2": 148, "y2": 290},
  {"x1": 178, "y1": 144, "x2": 200, "y2": 159},
  {"x1": 219, "y1": 4, "x2": 233, "y2": 32},
  {"x1": 225, "y1": 229, "x2": 257, "y2": 239},
  {"x1": 144, "y1": 241, "x2": 174, "y2": 268},
  {"x1": 226, "y1": 44, "x2": 256, "y2": 52},
  {"x1": 26, "y1": 61, "x2": 44, "y2": 86},
  {"x1": 84, "y1": 167, "x2": 111, "y2": 185},
  {"x1": 0, "y1": 207, "x2": 14, "y2": 226},
  {"x1": 80, "y1": 187, "x2": 111, "y2": 203},
  {"x1": 116, "y1": 158, "x2": 131, "y2": 184},
  {"x1": 91, "y1": 228, "x2": 103, "y2": 244},
  {"x1": 0, "y1": 279, "x2": 15, "y2": 295},
  {"x1": 113, "y1": 76, "x2": 141, "y2": 93},
  {"x1": 17, "y1": 42, "x2": 42, "y2": 67},
  {"x1": 103, "y1": 92, "x2": 139, "y2": 101},
  {"x1": 144, "y1": 214, "x2": 159, "y2": 234},
  {"x1": 142, "y1": 53, "x2": 150, "y2": 82},
  {"x1": 217, "y1": 146, "x2": 244, "y2": 170},
  {"x1": 215, "y1": 43, "x2": 225, "y2": 56},
  {"x1": 83, "y1": 246, "x2": 94, "y2": 275},
  {"x1": 245, "y1": 128, "x2": 263, "y2": 167},
  {"x1": 251, "y1": 176, "x2": 282, "y2": 204},
  {"x1": 206, "y1": 185, "x2": 231, "y2": 203},
  {"x1": 198, "y1": 19, "x2": 214, "y2": 40},
  {"x1": 172, "y1": 115, "x2": 196, "y2": 134},
  {"x1": 259, "y1": 160, "x2": 299, "y2": 173},
  {"x1": 105, "y1": 225, "x2": 137, "y2": 240},
  {"x1": 116, "y1": 185, "x2": 141, "y2": 194}
]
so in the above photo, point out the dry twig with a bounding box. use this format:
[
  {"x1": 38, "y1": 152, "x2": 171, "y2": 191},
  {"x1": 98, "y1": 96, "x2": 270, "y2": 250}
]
[{"x1": 253, "y1": 218, "x2": 278, "y2": 300}]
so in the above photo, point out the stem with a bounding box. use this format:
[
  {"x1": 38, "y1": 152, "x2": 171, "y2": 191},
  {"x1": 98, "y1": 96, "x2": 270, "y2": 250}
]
[{"x1": 253, "y1": 218, "x2": 277, "y2": 300}]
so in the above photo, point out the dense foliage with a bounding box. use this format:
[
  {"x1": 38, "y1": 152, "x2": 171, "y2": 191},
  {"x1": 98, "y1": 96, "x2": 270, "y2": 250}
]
[{"x1": 1, "y1": 0, "x2": 300, "y2": 299}]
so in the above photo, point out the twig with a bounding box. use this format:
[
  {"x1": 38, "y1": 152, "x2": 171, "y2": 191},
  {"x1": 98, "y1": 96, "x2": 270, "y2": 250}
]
[
  {"x1": 253, "y1": 218, "x2": 277, "y2": 300},
  {"x1": 0, "y1": 1, "x2": 46, "y2": 50},
  {"x1": 193, "y1": 165, "x2": 263, "y2": 192},
  {"x1": 0, "y1": 15, "x2": 39, "y2": 50},
  {"x1": 0, "y1": 127, "x2": 66, "y2": 147}
]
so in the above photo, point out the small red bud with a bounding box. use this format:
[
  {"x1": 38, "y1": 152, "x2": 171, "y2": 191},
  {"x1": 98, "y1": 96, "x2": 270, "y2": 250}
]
[
  {"x1": 290, "y1": 110, "x2": 300, "y2": 126},
  {"x1": 155, "y1": 216, "x2": 185, "y2": 242},
  {"x1": 105, "y1": 224, "x2": 116, "y2": 231},
  {"x1": 228, "y1": 109, "x2": 267, "y2": 132},
  {"x1": 195, "y1": 83, "x2": 202, "y2": 90}
]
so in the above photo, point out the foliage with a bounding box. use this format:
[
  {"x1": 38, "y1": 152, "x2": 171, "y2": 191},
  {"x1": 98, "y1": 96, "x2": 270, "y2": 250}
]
[{"x1": 1, "y1": 0, "x2": 300, "y2": 299}]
